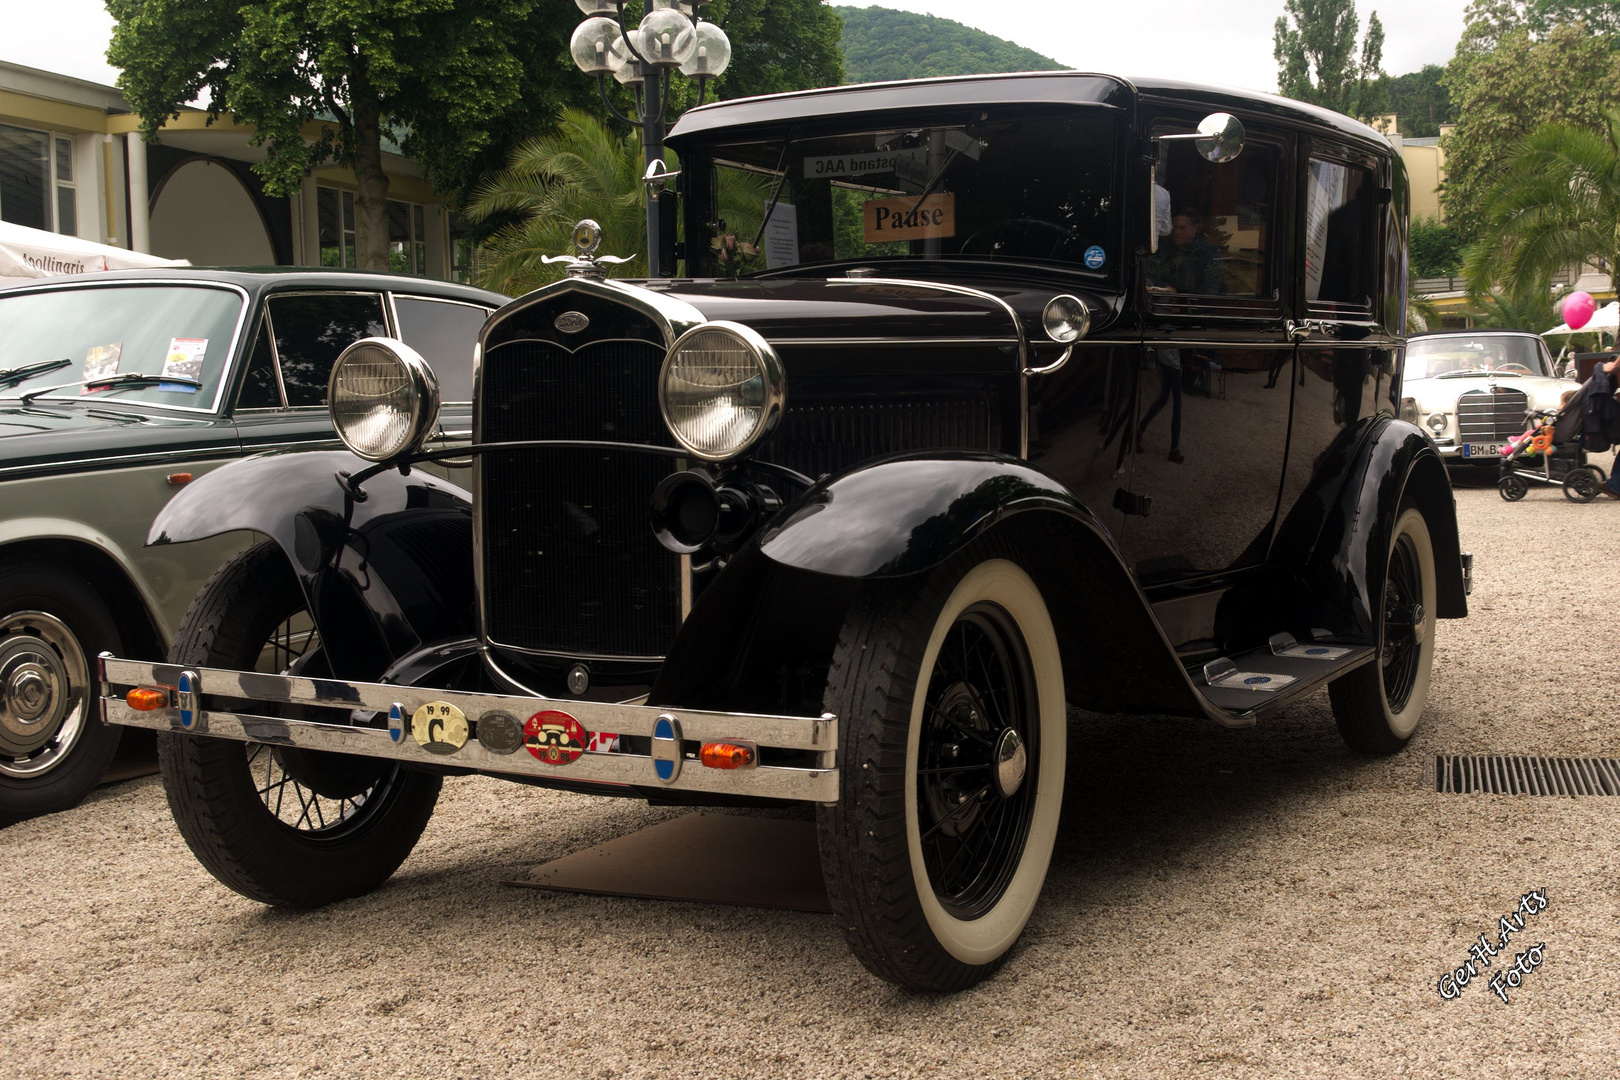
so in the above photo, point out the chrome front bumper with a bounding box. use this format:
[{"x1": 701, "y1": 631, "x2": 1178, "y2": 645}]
[{"x1": 97, "y1": 656, "x2": 839, "y2": 803}]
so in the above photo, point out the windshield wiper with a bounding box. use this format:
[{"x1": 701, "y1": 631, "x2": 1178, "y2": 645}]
[
  {"x1": 19, "y1": 372, "x2": 202, "y2": 404},
  {"x1": 0, "y1": 358, "x2": 71, "y2": 389},
  {"x1": 1436, "y1": 368, "x2": 1517, "y2": 378}
]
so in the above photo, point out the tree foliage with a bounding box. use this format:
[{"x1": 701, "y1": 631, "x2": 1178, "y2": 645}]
[
  {"x1": 1273, "y1": 0, "x2": 1386, "y2": 117},
  {"x1": 1384, "y1": 65, "x2": 1453, "y2": 137},
  {"x1": 1410, "y1": 216, "x2": 1465, "y2": 277},
  {"x1": 836, "y1": 5, "x2": 1062, "y2": 84},
  {"x1": 1461, "y1": 109, "x2": 1620, "y2": 307},
  {"x1": 108, "y1": 0, "x2": 605, "y2": 270},
  {"x1": 1440, "y1": 7, "x2": 1620, "y2": 238}
]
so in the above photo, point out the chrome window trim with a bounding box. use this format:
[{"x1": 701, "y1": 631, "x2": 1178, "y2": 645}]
[{"x1": 0, "y1": 279, "x2": 251, "y2": 415}]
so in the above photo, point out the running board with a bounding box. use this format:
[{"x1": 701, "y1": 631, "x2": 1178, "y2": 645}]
[{"x1": 1195, "y1": 632, "x2": 1375, "y2": 721}]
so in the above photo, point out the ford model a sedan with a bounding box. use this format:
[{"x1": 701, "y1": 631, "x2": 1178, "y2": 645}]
[{"x1": 99, "y1": 74, "x2": 1468, "y2": 991}]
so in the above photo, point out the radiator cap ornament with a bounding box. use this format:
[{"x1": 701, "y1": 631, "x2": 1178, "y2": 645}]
[{"x1": 541, "y1": 219, "x2": 635, "y2": 280}]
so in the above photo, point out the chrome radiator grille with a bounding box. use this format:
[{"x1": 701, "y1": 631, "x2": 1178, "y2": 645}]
[
  {"x1": 478, "y1": 339, "x2": 681, "y2": 658},
  {"x1": 1457, "y1": 387, "x2": 1530, "y2": 442}
]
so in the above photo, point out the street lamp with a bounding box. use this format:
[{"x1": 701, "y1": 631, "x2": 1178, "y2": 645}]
[{"x1": 569, "y1": 0, "x2": 732, "y2": 277}]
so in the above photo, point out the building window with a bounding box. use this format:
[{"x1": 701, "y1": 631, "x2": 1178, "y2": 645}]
[
  {"x1": 449, "y1": 211, "x2": 479, "y2": 284},
  {"x1": 0, "y1": 124, "x2": 51, "y2": 232},
  {"x1": 54, "y1": 137, "x2": 76, "y2": 237},
  {"x1": 320, "y1": 186, "x2": 431, "y2": 275}
]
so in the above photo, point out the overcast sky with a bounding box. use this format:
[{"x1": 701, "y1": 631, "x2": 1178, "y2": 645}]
[{"x1": 1, "y1": 0, "x2": 1471, "y2": 97}]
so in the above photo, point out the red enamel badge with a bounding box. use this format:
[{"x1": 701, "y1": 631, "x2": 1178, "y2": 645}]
[{"x1": 524, "y1": 710, "x2": 588, "y2": 766}]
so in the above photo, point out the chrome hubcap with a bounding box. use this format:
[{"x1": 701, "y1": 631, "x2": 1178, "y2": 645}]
[
  {"x1": 0, "y1": 611, "x2": 88, "y2": 777},
  {"x1": 992, "y1": 727, "x2": 1027, "y2": 799}
]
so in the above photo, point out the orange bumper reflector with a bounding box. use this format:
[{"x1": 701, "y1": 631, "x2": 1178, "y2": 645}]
[
  {"x1": 126, "y1": 686, "x2": 172, "y2": 711},
  {"x1": 700, "y1": 741, "x2": 756, "y2": 770}
]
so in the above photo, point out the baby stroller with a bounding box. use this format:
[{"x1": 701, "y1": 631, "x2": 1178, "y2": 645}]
[{"x1": 1497, "y1": 385, "x2": 1609, "y2": 502}]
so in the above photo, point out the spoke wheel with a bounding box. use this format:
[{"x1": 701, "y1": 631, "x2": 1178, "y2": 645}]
[
  {"x1": 819, "y1": 550, "x2": 1065, "y2": 992},
  {"x1": 157, "y1": 542, "x2": 440, "y2": 908},
  {"x1": 1329, "y1": 506, "x2": 1437, "y2": 755}
]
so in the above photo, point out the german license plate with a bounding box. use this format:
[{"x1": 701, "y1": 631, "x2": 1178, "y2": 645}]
[{"x1": 1461, "y1": 442, "x2": 1504, "y2": 458}]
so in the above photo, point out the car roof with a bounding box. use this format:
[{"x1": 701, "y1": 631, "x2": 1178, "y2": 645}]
[
  {"x1": 0, "y1": 266, "x2": 507, "y2": 306},
  {"x1": 668, "y1": 70, "x2": 1392, "y2": 152}
]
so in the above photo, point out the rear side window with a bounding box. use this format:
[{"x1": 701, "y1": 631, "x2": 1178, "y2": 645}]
[
  {"x1": 392, "y1": 296, "x2": 490, "y2": 402},
  {"x1": 1304, "y1": 156, "x2": 1380, "y2": 312},
  {"x1": 1151, "y1": 126, "x2": 1281, "y2": 300},
  {"x1": 267, "y1": 292, "x2": 387, "y2": 406}
]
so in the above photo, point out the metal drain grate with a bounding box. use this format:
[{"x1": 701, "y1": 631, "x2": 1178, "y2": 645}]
[{"x1": 1430, "y1": 754, "x2": 1620, "y2": 796}]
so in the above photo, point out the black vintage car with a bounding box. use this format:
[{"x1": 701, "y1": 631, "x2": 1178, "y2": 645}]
[
  {"x1": 0, "y1": 269, "x2": 502, "y2": 822},
  {"x1": 100, "y1": 74, "x2": 1469, "y2": 991}
]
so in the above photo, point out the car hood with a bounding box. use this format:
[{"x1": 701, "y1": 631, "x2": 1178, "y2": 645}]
[
  {"x1": 0, "y1": 401, "x2": 235, "y2": 477},
  {"x1": 1404, "y1": 374, "x2": 1582, "y2": 414}
]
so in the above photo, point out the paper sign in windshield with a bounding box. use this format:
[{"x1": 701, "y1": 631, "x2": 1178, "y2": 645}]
[
  {"x1": 863, "y1": 193, "x2": 955, "y2": 244},
  {"x1": 161, "y1": 338, "x2": 206, "y2": 390},
  {"x1": 763, "y1": 203, "x2": 799, "y2": 269},
  {"x1": 80, "y1": 343, "x2": 122, "y2": 394}
]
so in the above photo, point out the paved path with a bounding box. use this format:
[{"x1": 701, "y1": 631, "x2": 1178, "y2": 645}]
[{"x1": 3, "y1": 481, "x2": 1617, "y2": 1078}]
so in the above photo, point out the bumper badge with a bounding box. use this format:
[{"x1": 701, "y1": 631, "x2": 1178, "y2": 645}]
[
  {"x1": 388, "y1": 703, "x2": 404, "y2": 743},
  {"x1": 477, "y1": 710, "x2": 524, "y2": 755},
  {"x1": 411, "y1": 701, "x2": 469, "y2": 754},
  {"x1": 652, "y1": 714, "x2": 682, "y2": 782},
  {"x1": 524, "y1": 710, "x2": 588, "y2": 766}
]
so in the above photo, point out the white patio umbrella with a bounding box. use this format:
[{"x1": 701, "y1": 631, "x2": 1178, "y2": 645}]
[
  {"x1": 0, "y1": 220, "x2": 186, "y2": 283},
  {"x1": 1541, "y1": 299, "x2": 1620, "y2": 336}
]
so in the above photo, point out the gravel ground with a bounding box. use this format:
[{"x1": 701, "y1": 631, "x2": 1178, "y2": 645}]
[{"x1": 4, "y1": 473, "x2": 1619, "y2": 1079}]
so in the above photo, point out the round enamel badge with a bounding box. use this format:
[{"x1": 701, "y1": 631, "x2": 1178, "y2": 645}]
[
  {"x1": 411, "y1": 701, "x2": 468, "y2": 755},
  {"x1": 524, "y1": 710, "x2": 588, "y2": 766}
]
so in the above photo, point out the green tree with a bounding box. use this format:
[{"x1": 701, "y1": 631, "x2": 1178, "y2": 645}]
[
  {"x1": 1384, "y1": 65, "x2": 1453, "y2": 136},
  {"x1": 1273, "y1": 0, "x2": 1386, "y2": 116},
  {"x1": 835, "y1": 6, "x2": 1061, "y2": 84},
  {"x1": 107, "y1": 0, "x2": 604, "y2": 271},
  {"x1": 1528, "y1": 0, "x2": 1620, "y2": 38},
  {"x1": 1410, "y1": 216, "x2": 1465, "y2": 277},
  {"x1": 1461, "y1": 109, "x2": 1620, "y2": 305},
  {"x1": 1439, "y1": 16, "x2": 1620, "y2": 237}
]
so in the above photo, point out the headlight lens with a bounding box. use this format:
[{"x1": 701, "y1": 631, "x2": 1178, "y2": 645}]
[
  {"x1": 328, "y1": 337, "x2": 441, "y2": 462},
  {"x1": 1400, "y1": 397, "x2": 1420, "y2": 425},
  {"x1": 1427, "y1": 411, "x2": 1448, "y2": 433},
  {"x1": 1042, "y1": 294, "x2": 1090, "y2": 343},
  {"x1": 660, "y1": 322, "x2": 785, "y2": 461}
]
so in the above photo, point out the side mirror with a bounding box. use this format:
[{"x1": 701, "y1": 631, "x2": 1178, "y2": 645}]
[{"x1": 1193, "y1": 113, "x2": 1245, "y2": 163}]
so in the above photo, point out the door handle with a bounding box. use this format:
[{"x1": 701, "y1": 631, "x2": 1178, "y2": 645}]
[{"x1": 1287, "y1": 319, "x2": 1333, "y2": 342}]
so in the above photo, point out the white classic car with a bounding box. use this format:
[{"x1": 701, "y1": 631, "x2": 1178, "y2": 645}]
[{"x1": 1401, "y1": 329, "x2": 1581, "y2": 467}]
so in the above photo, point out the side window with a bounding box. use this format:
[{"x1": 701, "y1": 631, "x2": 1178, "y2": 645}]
[
  {"x1": 236, "y1": 314, "x2": 282, "y2": 408},
  {"x1": 267, "y1": 292, "x2": 387, "y2": 406},
  {"x1": 1151, "y1": 125, "x2": 1280, "y2": 300},
  {"x1": 1304, "y1": 155, "x2": 1379, "y2": 313},
  {"x1": 392, "y1": 297, "x2": 490, "y2": 402}
]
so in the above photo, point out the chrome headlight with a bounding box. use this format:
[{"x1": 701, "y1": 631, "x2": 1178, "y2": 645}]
[
  {"x1": 1042, "y1": 294, "x2": 1090, "y2": 343},
  {"x1": 659, "y1": 321, "x2": 784, "y2": 461},
  {"x1": 328, "y1": 337, "x2": 441, "y2": 462},
  {"x1": 1426, "y1": 411, "x2": 1448, "y2": 434}
]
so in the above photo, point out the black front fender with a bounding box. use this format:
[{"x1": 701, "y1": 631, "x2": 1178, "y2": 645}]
[
  {"x1": 653, "y1": 453, "x2": 1210, "y2": 718},
  {"x1": 147, "y1": 451, "x2": 475, "y2": 678}
]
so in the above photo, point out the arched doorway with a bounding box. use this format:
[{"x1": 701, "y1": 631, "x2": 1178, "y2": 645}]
[{"x1": 150, "y1": 158, "x2": 276, "y2": 267}]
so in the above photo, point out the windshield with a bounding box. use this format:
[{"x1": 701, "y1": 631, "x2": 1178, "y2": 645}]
[
  {"x1": 0, "y1": 284, "x2": 243, "y2": 409},
  {"x1": 1407, "y1": 336, "x2": 1551, "y2": 379},
  {"x1": 693, "y1": 107, "x2": 1119, "y2": 278}
]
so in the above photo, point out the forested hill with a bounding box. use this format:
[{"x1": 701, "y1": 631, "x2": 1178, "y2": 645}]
[{"x1": 836, "y1": 6, "x2": 1065, "y2": 84}]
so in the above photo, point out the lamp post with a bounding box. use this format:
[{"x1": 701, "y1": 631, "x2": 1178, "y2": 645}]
[{"x1": 569, "y1": 0, "x2": 733, "y2": 278}]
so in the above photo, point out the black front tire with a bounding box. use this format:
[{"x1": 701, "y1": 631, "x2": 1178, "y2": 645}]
[
  {"x1": 817, "y1": 551, "x2": 1066, "y2": 991},
  {"x1": 1498, "y1": 474, "x2": 1528, "y2": 501},
  {"x1": 0, "y1": 564, "x2": 125, "y2": 824},
  {"x1": 1328, "y1": 507, "x2": 1437, "y2": 755},
  {"x1": 157, "y1": 542, "x2": 440, "y2": 907}
]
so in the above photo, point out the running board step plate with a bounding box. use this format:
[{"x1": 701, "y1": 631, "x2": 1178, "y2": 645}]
[{"x1": 1197, "y1": 638, "x2": 1375, "y2": 718}]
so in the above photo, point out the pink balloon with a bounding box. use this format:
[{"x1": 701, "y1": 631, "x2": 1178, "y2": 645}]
[{"x1": 1563, "y1": 290, "x2": 1597, "y2": 330}]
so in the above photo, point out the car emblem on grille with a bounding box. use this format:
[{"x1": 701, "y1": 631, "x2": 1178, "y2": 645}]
[{"x1": 555, "y1": 311, "x2": 590, "y2": 334}]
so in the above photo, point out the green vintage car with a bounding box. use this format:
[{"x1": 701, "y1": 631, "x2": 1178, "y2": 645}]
[{"x1": 0, "y1": 268, "x2": 502, "y2": 822}]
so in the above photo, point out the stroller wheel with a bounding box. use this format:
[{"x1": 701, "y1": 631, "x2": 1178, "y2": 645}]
[
  {"x1": 1498, "y1": 474, "x2": 1528, "y2": 501},
  {"x1": 1563, "y1": 467, "x2": 1602, "y2": 503}
]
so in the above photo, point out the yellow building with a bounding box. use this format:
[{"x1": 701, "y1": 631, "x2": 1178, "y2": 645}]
[{"x1": 0, "y1": 60, "x2": 470, "y2": 279}]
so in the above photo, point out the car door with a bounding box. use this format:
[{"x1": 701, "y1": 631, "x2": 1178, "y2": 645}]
[
  {"x1": 1119, "y1": 110, "x2": 1295, "y2": 586},
  {"x1": 1273, "y1": 142, "x2": 1399, "y2": 560},
  {"x1": 230, "y1": 289, "x2": 390, "y2": 454},
  {"x1": 388, "y1": 293, "x2": 495, "y2": 488}
]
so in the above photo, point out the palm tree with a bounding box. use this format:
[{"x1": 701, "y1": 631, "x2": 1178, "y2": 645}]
[
  {"x1": 466, "y1": 108, "x2": 649, "y2": 295},
  {"x1": 1469, "y1": 289, "x2": 1557, "y2": 332},
  {"x1": 1463, "y1": 108, "x2": 1620, "y2": 307}
]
